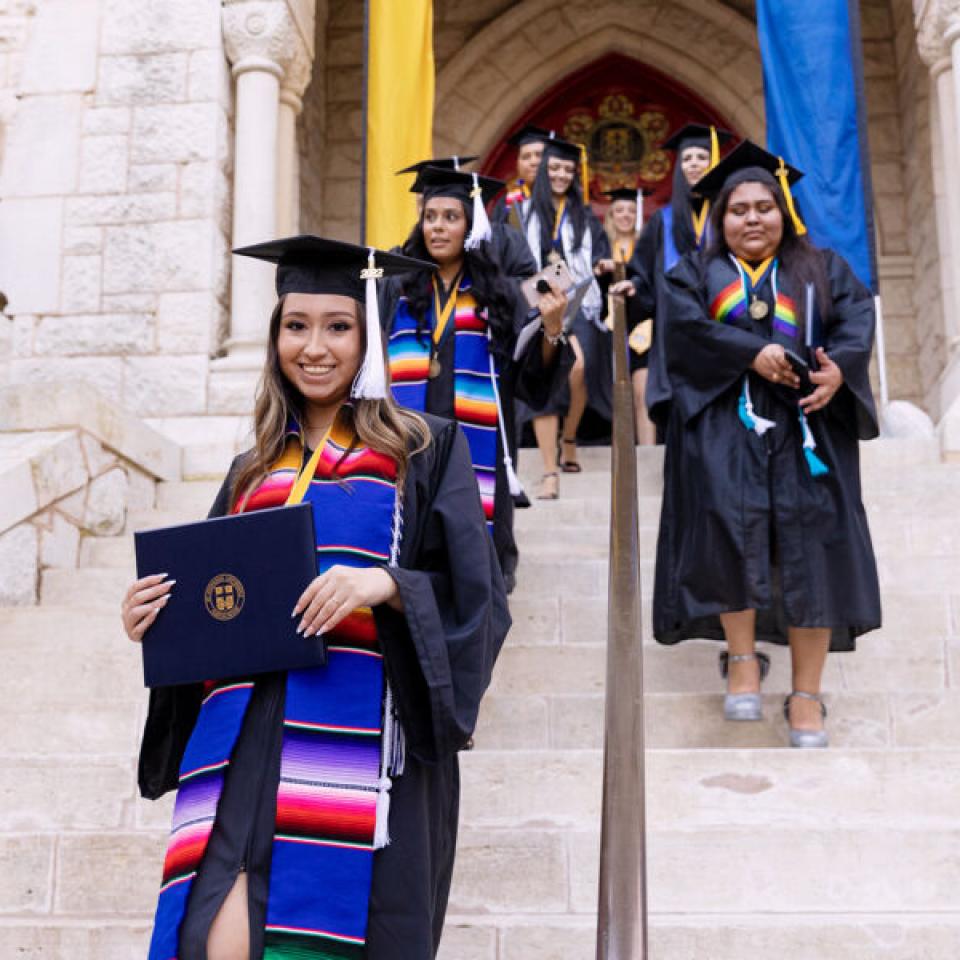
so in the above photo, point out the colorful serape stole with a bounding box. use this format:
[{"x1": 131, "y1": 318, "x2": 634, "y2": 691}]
[
  {"x1": 387, "y1": 277, "x2": 498, "y2": 528},
  {"x1": 148, "y1": 412, "x2": 400, "y2": 960}
]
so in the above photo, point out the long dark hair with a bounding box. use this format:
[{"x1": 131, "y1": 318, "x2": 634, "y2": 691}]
[
  {"x1": 529, "y1": 147, "x2": 587, "y2": 256},
  {"x1": 706, "y1": 172, "x2": 830, "y2": 325},
  {"x1": 670, "y1": 153, "x2": 702, "y2": 254},
  {"x1": 400, "y1": 198, "x2": 517, "y2": 356}
]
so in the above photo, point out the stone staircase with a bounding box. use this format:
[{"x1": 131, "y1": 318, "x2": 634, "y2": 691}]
[{"x1": 1, "y1": 436, "x2": 959, "y2": 957}]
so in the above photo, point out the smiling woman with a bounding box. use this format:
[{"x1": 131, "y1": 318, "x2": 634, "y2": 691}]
[{"x1": 123, "y1": 236, "x2": 510, "y2": 960}]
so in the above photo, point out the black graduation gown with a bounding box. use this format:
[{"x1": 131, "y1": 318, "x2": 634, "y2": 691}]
[
  {"x1": 137, "y1": 415, "x2": 511, "y2": 959},
  {"x1": 653, "y1": 249, "x2": 882, "y2": 652},
  {"x1": 380, "y1": 273, "x2": 570, "y2": 586},
  {"x1": 627, "y1": 203, "x2": 712, "y2": 427}
]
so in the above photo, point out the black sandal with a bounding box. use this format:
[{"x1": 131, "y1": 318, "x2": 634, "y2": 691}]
[{"x1": 559, "y1": 437, "x2": 581, "y2": 473}]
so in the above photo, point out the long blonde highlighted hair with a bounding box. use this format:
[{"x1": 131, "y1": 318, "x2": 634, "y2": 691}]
[{"x1": 231, "y1": 297, "x2": 430, "y2": 507}]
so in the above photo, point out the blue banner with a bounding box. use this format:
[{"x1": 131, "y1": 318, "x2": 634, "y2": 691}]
[{"x1": 756, "y1": 0, "x2": 877, "y2": 291}]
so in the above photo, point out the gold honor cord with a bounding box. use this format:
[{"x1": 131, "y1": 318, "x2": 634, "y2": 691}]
[
  {"x1": 618, "y1": 240, "x2": 635, "y2": 264},
  {"x1": 691, "y1": 200, "x2": 711, "y2": 245},
  {"x1": 552, "y1": 197, "x2": 567, "y2": 245},
  {"x1": 285, "y1": 422, "x2": 335, "y2": 506},
  {"x1": 431, "y1": 276, "x2": 459, "y2": 347}
]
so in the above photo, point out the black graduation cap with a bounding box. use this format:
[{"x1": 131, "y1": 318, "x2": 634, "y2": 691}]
[
  {"x1": 540, "y1": 134, "x2": 584, "y2": 165},
  {"x1": 413, "y1": 166, "x2": 505, "y2": 205},
  {"x1": 660, "y1": 123, "x2": 735, "y2": 153},
  {"x1": 395, "y1": 155, "x2": 478, "y2": 176},
  {"x1": 507, "y1": 124, "x2": 554, "y2": 147},
  {"x1": 693, "y1": 139, "x2": 803, "y2": 199},
  {"x1": 602, "y1": 187, "x2": 654, "y2": 202},
  {"x1": 693, "y1": 139, "x2": 807, "y2": 235},
  {"x1": 233, "y1": 235, "x2": 434, "y2": 300},
  {"x1": 233, "y1": 236, "x2": 436, "y2": 400}
]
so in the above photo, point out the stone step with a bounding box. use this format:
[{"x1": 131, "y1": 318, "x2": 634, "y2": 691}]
[
  {"x1": 78, "y1": 534, "x2": 134, "y2": 568},
  {"x1": 448, "y1": 824, "x2": 960, "y2": 915},
  {"x1": 154, "y1": 478, "x2": 223, "y2": 513},
  {"x1": 457, "y1": 748, "x2": 960, "y2": 831},
  {"x1": 2, "y1": 912, "x2": 957, "y2": 960},
  {"x1": 436, "y1": 912, "x2": 960, "y2": 960},
  {"x1": 476, "y1": 688, "x2": 960, "y2": 751}
]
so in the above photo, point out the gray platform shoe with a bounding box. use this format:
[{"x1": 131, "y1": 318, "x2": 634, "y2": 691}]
[
  {"x1": 783, "y1": 691, "x2": 829, "y2": 748},
  {"x1": 719, "y1": 650, "x2": 771, "y2": 722}
]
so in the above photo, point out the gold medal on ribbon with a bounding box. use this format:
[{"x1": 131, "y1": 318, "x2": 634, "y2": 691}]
[
  {"x1": 749, "y1": 298, "x2": 769, "y2": 320},
  {"x1": 429, "y1": 355, "x2": 441, "y2": 379}
]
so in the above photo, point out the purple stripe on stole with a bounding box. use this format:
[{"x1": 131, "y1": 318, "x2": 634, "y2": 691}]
[{"x1": 281, "y1": 731, "x2": 382, "y2": 788}]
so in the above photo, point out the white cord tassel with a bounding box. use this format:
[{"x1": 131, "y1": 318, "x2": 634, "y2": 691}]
[
  {"x1": 465, "y1": 172, "x2": 493, "y2": 251},
  {"x1": 740, "y1": 378, "x2": 776, "y2": 435},
  {"x1": 352, "y1": 248, "x2": 388, "y2": 399},
  {"x1": 488, "y1": 330, "x2": 524, "y2": 497},
  {"x1": 636, "y1": 188, "x2": 645, "y2": 232}
]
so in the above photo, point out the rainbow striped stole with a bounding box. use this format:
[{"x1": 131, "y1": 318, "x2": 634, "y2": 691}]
[
  {"x1": 773, "y1": 291, "x2": 798, "y2": 339},
  {"x1": 387, "y1": 278, "x2": 498, "y2": 528},
  {"x1": 148, "y1": 419, "x2": 399, "y2": 960},
  {"x1": 709, "y1": 278, "x2": 749, "y2": 324}
]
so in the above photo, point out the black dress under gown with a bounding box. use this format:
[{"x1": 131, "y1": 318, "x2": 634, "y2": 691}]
[
  {"x1": 138, "y1": 415, "x2": 511, "y2": 958},
  {"x1": 653, "y1": 248, "x2": 882, "y2": 652}
]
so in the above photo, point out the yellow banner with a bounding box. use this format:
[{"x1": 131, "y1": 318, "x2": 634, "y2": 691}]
[{"x1": 364, "y1": 0, "x2": 435, "y2": 249}]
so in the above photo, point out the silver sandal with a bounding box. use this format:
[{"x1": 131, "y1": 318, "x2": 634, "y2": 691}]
[
  {"x1": 783, "y1": 691, "x2": 829, "y2": 748},
  {"x1": 718, "y1": 651, "x2": 770, "y2": 722}
]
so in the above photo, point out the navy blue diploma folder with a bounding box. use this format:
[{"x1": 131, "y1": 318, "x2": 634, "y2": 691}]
[{"x1": 134, "y1": 503, "x2": 322, "y2": 688}]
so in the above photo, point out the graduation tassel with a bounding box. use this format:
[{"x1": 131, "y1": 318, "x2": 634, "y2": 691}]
[
  {"x1": 777, "y1": 157, "x2": 807, "y2": 236},
  {"x1": 798, "y1": 408, "x2": 829, "y2": 477},
  {"x1": 465, "y1": 172, "x2": 493, "y2": 250},
  {"x1": 488, "y1": 330, "x2": 525, "y2": 498},
  {"x1": 636, "y1": 187, "x2": 645, "y2": 232},
  {"x1": 579, "y1": 143, "x2": 590, "y2": 204},
  {"x1": 353, "y1": 249, "x2": 388, "y2": 399},
  {"x1": 738, "y1": 378, "x2": 776, "y2": 435},
  {"x1": 709, "y1": 125, "x2": 721, "y2": 169}
]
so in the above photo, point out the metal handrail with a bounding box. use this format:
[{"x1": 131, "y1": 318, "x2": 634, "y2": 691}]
[{"x1": 595, "y1": 272, "x2": 649, "y2": 959}]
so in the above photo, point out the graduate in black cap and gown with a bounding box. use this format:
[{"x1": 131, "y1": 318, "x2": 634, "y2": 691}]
[
  {"x1": 380, "y1": 166, "x2": 571, "y2": 592},
  {"x1": 614, "y1": 123, "x2": 734, "y2": 429},
  {"x1": 124, "y1": 236, "x2": 510, "y2": 959},
  {"x1": 522, "y1": 135, "x2": 611, "y2": 497},
  {"x1": 652, "y1": 140, "x2": 881, "y2": 749},
  {"x1": 597, "y1": 185, "x2": 657, "y2": 444},
  {"x1": 490, "y1": 124, "x2": 553, "y2": 231}
]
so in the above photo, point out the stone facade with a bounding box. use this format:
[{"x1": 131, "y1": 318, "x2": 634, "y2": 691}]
[{"x1": 0, "y1": 0, "x2": 956, "y2": 427}]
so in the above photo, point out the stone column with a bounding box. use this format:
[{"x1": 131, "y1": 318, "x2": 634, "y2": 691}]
[
  {"x1": 277, "y1": 46, "x2": 312, "y2": 236},
  {"x1": 918, "y1": 0, "x2": 960, "y2": 443},
  {"x1": 214, "y1": 0, "x2": 314, "y2": 410}
]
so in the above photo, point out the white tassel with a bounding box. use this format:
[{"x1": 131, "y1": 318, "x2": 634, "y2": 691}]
[
  {"x1": 352, "y1": 248, "x2": 388, "y2": 399},
  {"x1": 373, "y1": 775, "x2": 392, "y2": 849},
  {"x1": 488, "y1": 329, "x2": 525, "y2": 497},
  {"x1": 453, "y1": 154, "x2": 460, "y2": 170},
  {"x1": 636, "y1": 187, "x2": 645, "y2": 232},
  {"x1": 465, "y1": 172, "x2": 493, "y2": 251},
  {"x1": 743, "y1": 379, "x2": 777, "y2": 436}
]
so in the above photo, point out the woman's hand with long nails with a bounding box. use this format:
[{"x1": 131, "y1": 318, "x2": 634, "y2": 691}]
[
  {"x1": 292, "y1": 565, "x2": 401, "y2": 638},
  {"x1": 122, "y1": 573, "x2": 175, "y2": 642}
]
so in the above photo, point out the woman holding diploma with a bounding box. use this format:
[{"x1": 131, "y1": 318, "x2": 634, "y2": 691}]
[{"x1": 122, "y1": 237, "x2": 509, "y2": 960}]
